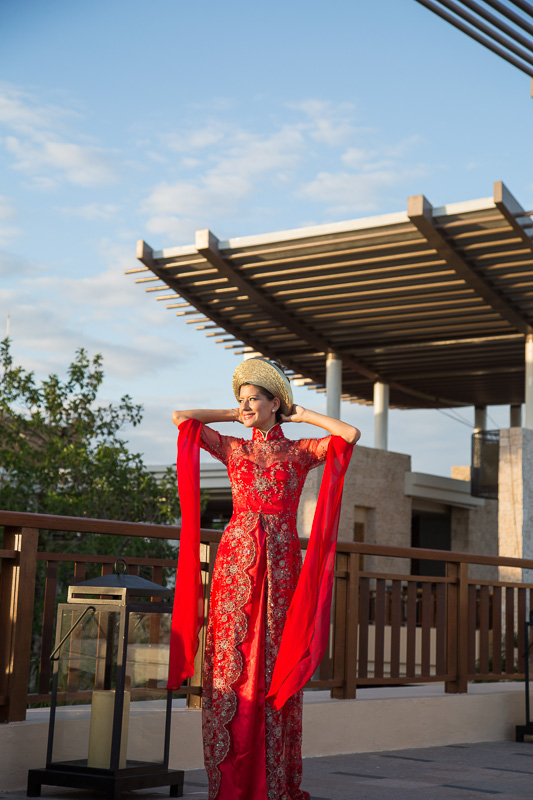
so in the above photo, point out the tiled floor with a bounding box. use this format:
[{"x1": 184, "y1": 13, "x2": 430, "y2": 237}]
[{"x1": 3, "y1": 741, "x2": 533, "y2": 799}]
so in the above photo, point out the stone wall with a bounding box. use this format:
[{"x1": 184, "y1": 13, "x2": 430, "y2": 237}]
[
  {"x1": 497, "y1": 427, "x2": 533, "y2": 582},
  {"x1": 297, "y1": 445, "x2": 499, "y2": 578},
  {"x1": 297, "y1": 444, "x2": 412, "y2": 574},
  {"x1": 451, "y1": 465, "x2": 498, "y2": 582}
]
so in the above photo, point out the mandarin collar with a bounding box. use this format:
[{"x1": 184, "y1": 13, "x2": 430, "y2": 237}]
[{"x1": 252, "y1": 423, "x2": 285, "y2": 442}]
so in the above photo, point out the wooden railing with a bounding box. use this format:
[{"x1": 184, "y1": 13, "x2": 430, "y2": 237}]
[{"x1": 1, "y1": 509, "x2": 533, "y2": 723}]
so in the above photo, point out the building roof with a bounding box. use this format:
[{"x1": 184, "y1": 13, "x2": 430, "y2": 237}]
[{"x1": 129, "y1": 181, "x2": 533, "y2": 409}]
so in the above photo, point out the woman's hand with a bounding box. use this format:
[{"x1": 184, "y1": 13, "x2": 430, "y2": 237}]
[
  {"x1": 280, "y1": 404, "x2": 307, "y2": 423},
  {"x1": 232, "y1": 407, "x2": 244, "y2": 424}
]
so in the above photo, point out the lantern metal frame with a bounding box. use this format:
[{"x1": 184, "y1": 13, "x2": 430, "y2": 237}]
[
  {"x1": 27, "y1": 564, "x2": 184, "y2": 799},
  {"x1": 516, "y1": 610, "x2": 533, "y2": 743}
]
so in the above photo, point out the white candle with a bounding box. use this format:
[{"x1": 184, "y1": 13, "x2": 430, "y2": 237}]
[{"x1": 87, "y1": 689, "x2": 130, "y2": 769}]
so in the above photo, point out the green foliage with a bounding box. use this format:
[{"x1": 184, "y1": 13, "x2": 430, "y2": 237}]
[{"x1": 0, "y1": 338, "x2": 182, "y2": 550}]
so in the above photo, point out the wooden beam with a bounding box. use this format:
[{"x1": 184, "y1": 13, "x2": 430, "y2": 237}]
[
  {"x1": 407, "y1": 195, "x2": 532, "y2": 335},
  {"x1": 494, "y1": 180, "x2": 533, "y2": 253},
  {"x1": 351, "y1": 332, "x2": 524, "y2": 356}
]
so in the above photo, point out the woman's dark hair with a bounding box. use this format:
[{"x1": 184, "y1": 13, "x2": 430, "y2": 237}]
[{"x1": 240, "y1": 383, "x2": 283, "y2": 423}]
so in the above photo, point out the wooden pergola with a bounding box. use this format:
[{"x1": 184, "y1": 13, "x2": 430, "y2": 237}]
[{"x1": 129, "y1": 181, "x2": 533, "y2": 441}]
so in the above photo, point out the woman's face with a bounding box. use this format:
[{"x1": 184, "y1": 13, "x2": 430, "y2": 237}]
[{"x1": 238, "y1": 384, "x2": 280, "y2": 430}]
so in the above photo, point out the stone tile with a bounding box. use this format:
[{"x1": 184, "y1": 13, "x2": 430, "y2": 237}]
[{"x1": 4, "y1": 742, "x2": 533, "y2": 799}]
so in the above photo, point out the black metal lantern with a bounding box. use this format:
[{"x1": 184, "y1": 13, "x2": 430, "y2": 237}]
[{"x1": 27, "y1": 561, "x2": 183, "y2": 798}]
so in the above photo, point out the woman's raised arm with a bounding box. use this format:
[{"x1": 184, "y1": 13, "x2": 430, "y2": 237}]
[
  {"x1": 280, "y1": 405, "x2": 360, "y2": 444},
  {"x1": 172, "y1": 408, "x2": 241, "y2": 427}
]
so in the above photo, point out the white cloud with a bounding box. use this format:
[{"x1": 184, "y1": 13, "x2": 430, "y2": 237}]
[
  {"x1": 162, "y1": 122, "x2": 226, "y2": 152},
  {"x1": 140, "y1": 100, "x2": 422, "y2": 240},
  {"x1": 145, "y1": 214, "x2": 200, "y2": 241},
  {"x1": 0, "y1": 196, "x2": 21, "y2": 246},
  {"x1": 288, "y1": 99, "x2": 359, "y2": 146},
  {"x1": 142, "y1": 124, "x2": 306, "y2": 238},
  {"x1": 0, "y1": 254, "x2": 184, "y2": 385},
  {"x1": 29, "y1": 243, "x2": 144, "y2": 313},
  {"x1": 0, "y1": 248, "x2": 41, "y2": 277},
  {"x1": 296, "y1": 169, "x2": 406, "y2": 214},
  {"x1": 299, "y1": 133, "x2": 428, "y2": 215},
  {"x1": 0, "y1": 84, "x2": 118, "y2": 187},
  {"x1": 341, "y1": 147, "x2": 375, "y2": 169},
  {"x1": 0, "y1": 83, "x2": 74, "y2": 135},
  {"x1": 58, "y1": 203, "x2": 120, "y2": 220},
  {"x1": 6, "y1": 136, "x2": 117, "y2": 187}
]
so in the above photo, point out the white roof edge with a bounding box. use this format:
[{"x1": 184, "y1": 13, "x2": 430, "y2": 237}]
[
  {"x1": 219, "y1": 211, "x2": 411, "y2": 250},
  {"x1": 408, "y1": 472, "x2": 472, "y2": 490},
  {"x1": 405, "y1": 471, "x2": 485, "y2": 509},
  {"x1": 154, "y1": 244, "x2": 198, "y2": 260},
  {"x1": 432, "y1": 197, "x2": 495, "y2": 217},
  {"x1": 152, "y1": 196, "x2": 496, "y2": 259}
]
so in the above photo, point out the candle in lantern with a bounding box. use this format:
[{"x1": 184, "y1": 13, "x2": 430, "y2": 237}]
[{"x1": 87, "y1": 690, "x2": 130, "y2": 769}]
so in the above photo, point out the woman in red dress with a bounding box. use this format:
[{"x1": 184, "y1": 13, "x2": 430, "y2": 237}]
[{"x1": 168, "y1": 358, "x2": 359, "y2": 800}]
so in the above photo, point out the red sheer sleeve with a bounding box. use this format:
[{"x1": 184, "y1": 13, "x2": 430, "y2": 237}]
[
  {"x1": 297, "y1": 435, "x2": 332, "y2": 469},
  {"x1": 167, "y1": 421, "x2": 240, "y2": 690},
  {"x1": 199, "y1": 423, "x2": 239, "y2": 465},
  {"x1": 266, "y1": 435, "x2": 354, "y2": 709},
  {"x1": 167, "y1": 418, "x2": 203, "y2": 690}
]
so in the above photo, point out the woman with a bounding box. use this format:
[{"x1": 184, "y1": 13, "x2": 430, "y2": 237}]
[{"x1": 168, "y1": 358, "x2": 360, "y2": 800}]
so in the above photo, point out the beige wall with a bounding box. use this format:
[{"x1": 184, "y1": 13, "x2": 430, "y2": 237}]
[
  {"x1": 298, "y1": 445, "x2": 412, "y2": 574},
  {"x1": 451, "y1": 465, "x2": 498, "y2": 581},
  {"x1": 298, "y1": 446, "x2": 499, "y2": 577},
  {"x1": 498, "y1": 427, "x2": 533, "y2": 582}
]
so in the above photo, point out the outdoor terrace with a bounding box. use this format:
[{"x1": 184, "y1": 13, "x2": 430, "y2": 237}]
[{"x1": 1, "y1": 509, "x2": 532, "y2": 791}]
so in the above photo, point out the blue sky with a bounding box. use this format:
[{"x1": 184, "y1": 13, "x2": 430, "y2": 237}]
[{"x1": 1, "y1": 0, "x2": 532, "y2": 474}]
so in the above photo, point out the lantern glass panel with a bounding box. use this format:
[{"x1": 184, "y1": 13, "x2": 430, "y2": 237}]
[
  {"x1": 124, "y1": 610, "x2": 171, "y2": 766},
  {"x1": 51, "y1": 606, "x2": 124, "y2": 769}
]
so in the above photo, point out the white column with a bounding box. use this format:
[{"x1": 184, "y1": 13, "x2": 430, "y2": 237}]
[
  {"x1": 326, "y1": 351, "x2": 342, "y2": 420},
  {"x1": 474, "y1": 405, "x2": 487, "y2": 434},
  {"x1": 510, "y1": 404, "x2": 522, "y2": 428},
  {"x1": 526, "y1": 333, "x2": 533, "y2": 430},
  {"x1": 373, "y1": 381, "x2": 389, "y2": 450}
]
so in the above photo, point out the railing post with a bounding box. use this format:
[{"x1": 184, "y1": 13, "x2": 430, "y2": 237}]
[
  {"x1": 331, "y1": 551, "x2": 359, "y2": 699},
  {"x1": 0, "y1": 526, "x2": 39, "y2": 722},
  {"x1": 187, "y1": 540, "x2": 218, "y2": 709},
  {"x1": 344, "y1": 552, "x2": 359, "y2": 699},
  {"x1": 445, "y1": 561, "x2": 469, "y2": 694},
  {"x1": 331, "y1": 552, "x2": 348, "y2": 698}
]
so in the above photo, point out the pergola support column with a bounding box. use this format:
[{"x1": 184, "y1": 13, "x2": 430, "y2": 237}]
[
  {"x1": 526, "y1": 334, "x2": 533, "y2": 430},
  {"x1": 374, "y1": 382, "x2": 389, "y2": 450},
  {"x1": 326, "y1": 351, "x2": 342, "y2": 420},
  {"x1": 474, "y1": 405, "x2": 487, "y2": 434}
]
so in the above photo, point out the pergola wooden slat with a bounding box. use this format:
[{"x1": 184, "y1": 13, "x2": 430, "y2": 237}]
[{"x1": 129, "y1": 181, "x2": 533, "y2": 412}]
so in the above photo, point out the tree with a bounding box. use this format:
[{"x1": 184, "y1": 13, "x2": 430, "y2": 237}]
[
  {"x1": 0, "y1": 337, "x2": 183, "y2": 557},
  {"x1": 0, "y1": 339, "x2": 200, "y2": 695}
]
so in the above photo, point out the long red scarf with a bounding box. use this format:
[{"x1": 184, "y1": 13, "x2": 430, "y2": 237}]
[
  {"x1": 167, "y1": 419, "x2": 354, "y2": 705},
  {"x1": 167, "y1": 418, "x2": 203, "y2": 690}
]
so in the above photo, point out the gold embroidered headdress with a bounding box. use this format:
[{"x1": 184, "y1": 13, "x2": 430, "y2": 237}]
[{"x1": 232, "y1": 358, "x2": 293, "y2": 416}]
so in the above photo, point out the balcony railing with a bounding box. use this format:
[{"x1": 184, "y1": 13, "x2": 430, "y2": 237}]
[{"x1": 1, "y1": 509, "x2": 532, "y2": 723}]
